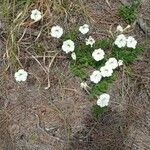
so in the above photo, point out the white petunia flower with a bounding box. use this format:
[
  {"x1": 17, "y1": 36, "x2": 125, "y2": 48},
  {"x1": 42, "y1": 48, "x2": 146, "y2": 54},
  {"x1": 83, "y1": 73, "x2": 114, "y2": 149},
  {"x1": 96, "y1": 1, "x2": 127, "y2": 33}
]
[
  {"x1": 100, "y1": 65, "x2": 113, "y2": 77},
  {"x1": 14, "y1": 69, "x2": 28, "y2": 82},
  {"x1": 30, "y1": 9, "x2": 42, "y2": 22},
  {"x1": 79, "y1": 24, "x2": 89, "y2": 34},
  {"x1": 90, "y1": 70, "x2": 102, "y2": 84},
  {"x1": 118, "y1": 60, "x2": 123, "y2": 66},
  {"x1": 71, "y1": 52, "x2": 76, "y2": 60},
  {"x1": 92, "y1": 48, "x2": 105, "y2": 61},
  {"x1": 80, "y1": 82, "x2": 88, "y2": 89},
  {"x1": 116, "y1": 25, "x2": 124, "y2": 33},
  {"x1": 114, "y1": 34, "x2": 127, "y2": 48},
  {"x1": 126, "y1": 36, "x2": 137, "y2": 49},
  {"x1": 85, "y1": 36, "x2": 95, "y2": 47},
  {"x1": 97, "y1": 93, "x2": 110, "y2": 107},
  {"x1": 62, "y1": 40, "x2": 75, "y2": 53},
  {"x1": 50, "y1": 25, "x2": 63, "y2": 38},
  {"x1": 105, "y1": 57, "x2": 118, "y2": 69}
]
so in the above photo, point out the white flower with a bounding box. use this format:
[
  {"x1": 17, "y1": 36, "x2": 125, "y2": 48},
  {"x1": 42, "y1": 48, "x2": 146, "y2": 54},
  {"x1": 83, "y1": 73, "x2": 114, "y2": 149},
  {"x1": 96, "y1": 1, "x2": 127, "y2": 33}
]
[
  {"x1": 85, "y1": 36, "x2": 95, "y2": 47},
  {"x1": 105, "y1": 57, "x2": 118, "y2": 69},
  {"x1": 79, "y1": 24, "x2": 89, "y2": 34},
  {"x1": 97, "y1": 93, "x2": 110, "y2": 107},
  {"x1": 30, "y1": 9, "x2": 42, "y2": 22},
  {"x1": 71, "y1": 52, "x2": 76, "y2": 60},
  {"x1": 126, "y1": 36, "x2": 137, "y2": 49},
  {"x1": 50, "y1": 25, "x2": 63, "y2": 38},
  {"x1": 114, "y1": 34, "x2": 127, "y2": 48},
  {"x1": 116, "y1": 25, "x2": 124, "y2": 33},
  {"x1": 14, "y1": 69, "x2": 28, "y2": 82},
  {"x1": 80, "y1": 82, "x2": 88, "y2": 89},
  {"x1": 100, "y1": 65, "x2": 113, "y2": 77},
  {"x1": 118, "y1": 60, "x2": 123, "y2": 66},
  {"x1": 62, "y1": 40, "x2": 75, "y2": 53},
  {"x1": 92, "y1": 48, "x2": 105, "y2": 61},
  {"x1": 90, "y1": 70, "x2": 102, "y2": 84}
]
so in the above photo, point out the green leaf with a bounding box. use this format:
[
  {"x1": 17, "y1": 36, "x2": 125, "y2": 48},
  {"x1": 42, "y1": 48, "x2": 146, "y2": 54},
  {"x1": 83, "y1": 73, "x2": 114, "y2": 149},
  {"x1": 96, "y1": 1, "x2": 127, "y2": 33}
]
[{"x1": 91, "y1": 105, "x2": 107, "y2": 118}]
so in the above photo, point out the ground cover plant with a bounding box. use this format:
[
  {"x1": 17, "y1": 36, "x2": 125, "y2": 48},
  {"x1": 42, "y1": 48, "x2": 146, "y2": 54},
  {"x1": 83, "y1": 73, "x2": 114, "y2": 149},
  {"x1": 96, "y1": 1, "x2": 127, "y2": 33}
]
[{"x1": 12, "y1": 21, "x2": 143, "y2": 117}]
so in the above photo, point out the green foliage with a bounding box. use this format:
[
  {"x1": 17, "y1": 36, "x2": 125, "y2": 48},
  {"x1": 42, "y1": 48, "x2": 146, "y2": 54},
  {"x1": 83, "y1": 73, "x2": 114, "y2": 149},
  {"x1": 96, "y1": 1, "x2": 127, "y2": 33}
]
[
  {"x1": 62, "y1": 29, "x2": 78, "y2": 41},
  {"x1": 69, "y1": 39, "x2": 112, "y2": 80},
  {"x1": 111, "y1": 45, "x2": 143, "y2": 64},
  {"x1": 70, "y1": 63, "x2": 88, "y2": 80},
  {"x1": 90, "y1": 74, "x2": 116, "y2": 98},
  {"x1": 118, "y1": 0, "x2": 140, "y2": 24},
  {"x1": 70, "y1": 39, "x2": 112, "y2": 74},
  {"x1": 91, "y1": 105, "x2": 107, "y2": 118},
  {"x1": 63, "y1": 22, "x2": 143, "y2": 118}
]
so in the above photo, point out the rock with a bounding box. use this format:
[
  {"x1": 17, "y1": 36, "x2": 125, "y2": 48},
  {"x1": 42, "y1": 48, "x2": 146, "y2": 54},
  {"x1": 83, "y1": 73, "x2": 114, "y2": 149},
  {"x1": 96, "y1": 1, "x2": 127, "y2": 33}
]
[
  {"x1": 120, "y1": 0, "x2": 132, "y2": 6},
  {"x1": 137, "y1": 17, "x2": 150, "y2": 35},
  {"x1": 137, "y1": 0, "x2": 150, "y2": 36}
]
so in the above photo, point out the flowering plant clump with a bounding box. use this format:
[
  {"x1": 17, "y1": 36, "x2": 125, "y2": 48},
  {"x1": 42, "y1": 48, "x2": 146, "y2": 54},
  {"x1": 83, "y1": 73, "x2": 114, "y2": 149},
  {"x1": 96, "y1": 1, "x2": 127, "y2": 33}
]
[
  {"x1": 49, "y1": 23, "x2": 141, "y2": 116},
  {"x1": 14, "y1": 22, "x2": 142, "y2": 117}
]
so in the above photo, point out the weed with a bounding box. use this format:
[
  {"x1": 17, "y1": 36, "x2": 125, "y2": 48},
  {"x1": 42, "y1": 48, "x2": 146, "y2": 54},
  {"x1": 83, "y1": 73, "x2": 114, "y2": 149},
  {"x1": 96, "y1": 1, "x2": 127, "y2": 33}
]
[
  {"x1": 118, "y1": 0, "x2": 140, "y2": 24},
  {"x1": 64, "y1": 25, "x2": 143, "y2": 117}
]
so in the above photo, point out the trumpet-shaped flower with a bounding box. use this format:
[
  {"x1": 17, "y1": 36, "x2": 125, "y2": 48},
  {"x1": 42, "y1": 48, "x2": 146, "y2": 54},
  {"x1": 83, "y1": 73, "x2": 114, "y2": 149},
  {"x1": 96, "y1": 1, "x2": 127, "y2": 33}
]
[
  {"x1": 30, "y1": 9, "x2": 42, "y2": 22},
  {"x1": 97, "y1": 93, "x2": 110, "y2": 107},
  {"x1": 79, "y1": 24, "x2": 89, "y2": 34},
  {"x1": 71, "y1": 52, "x2": 76, "y2": 60},
  {"x1": 116, "y1": 25, "x2": 124, "y2": 33},
  {"x1": 14, "y1": 69, "x2": 28, "y2": 82},
  {"x1": 92, "y1": 48, "x2": 105, "y2": 61},
  {"x1": 50, "y1": 25, "x2": 63, "y2": 38},
  {"x1": 62, "y1": 40, "x2": 75, "y2": 53},
  {"x1": 90, "y1": 70, "x2": 102, "y2": 84},
  {"x1": 105, "y1": 57, "x2": 118, "y2": 69},
  {"x1": 118, "y1": 60, "x2": 123, "y2": 66},
  {"x1": 85, "y1": 36, "x2": 95, "y2": 47},
  {"x1": 100, "y1": 65, "x2": 113, "y2": 77},
  {"x1": 114, "y1": 34, "x2": 127, "y2": 48},
  {"x1": 126, "y1": 36, "x2": 137, "y2": 49}
]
